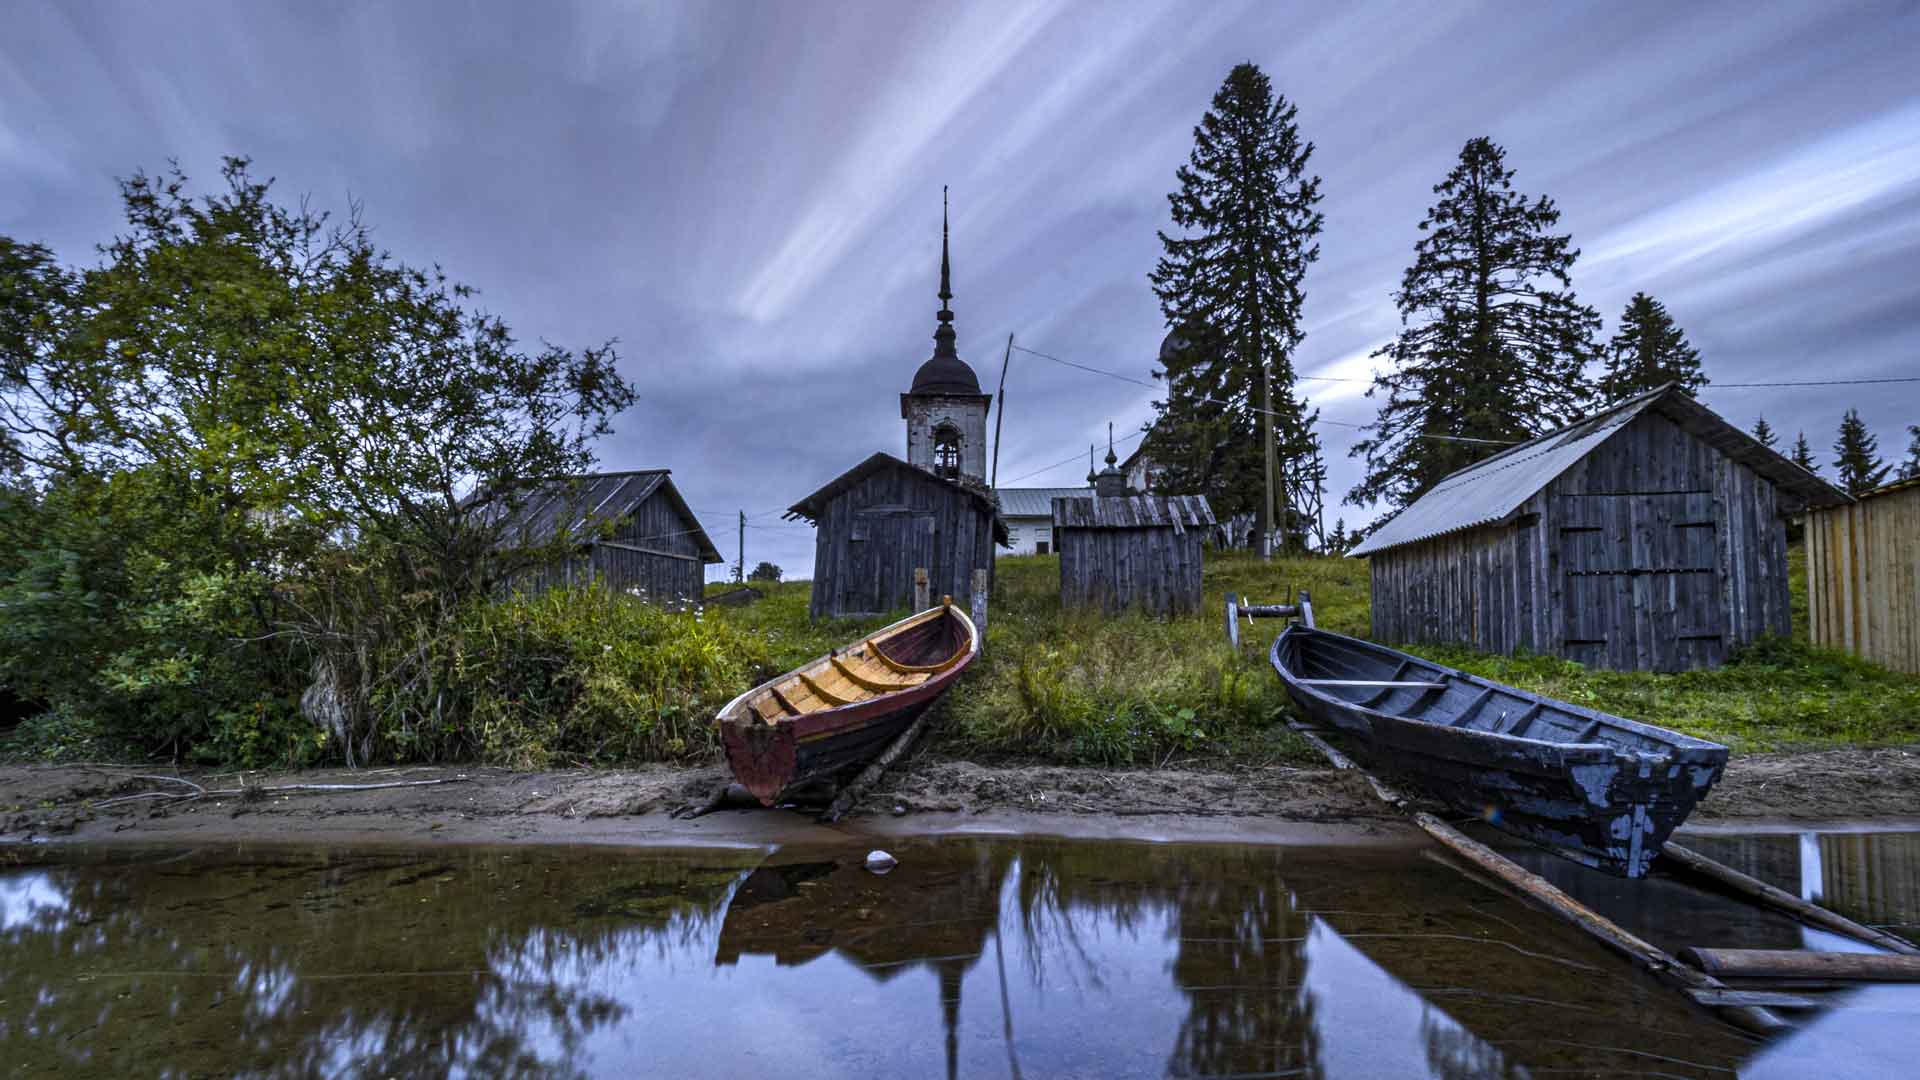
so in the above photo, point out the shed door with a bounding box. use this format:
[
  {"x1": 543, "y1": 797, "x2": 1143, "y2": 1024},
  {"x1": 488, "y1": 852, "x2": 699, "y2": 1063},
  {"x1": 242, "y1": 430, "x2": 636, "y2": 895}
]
[
  {"x1": 1558, "y1": 492, "x2": 1721, "y2": 671},
  {"x1": 850, "y1": 509, "x2": 936, "y2": 614}
]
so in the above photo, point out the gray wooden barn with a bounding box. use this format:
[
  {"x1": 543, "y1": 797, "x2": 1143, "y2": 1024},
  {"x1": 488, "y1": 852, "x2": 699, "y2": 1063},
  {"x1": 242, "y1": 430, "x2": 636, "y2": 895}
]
[
  {"x1": 1349, "y1": 384, "x2": 1850, "y2": 671},
  {"x1": 494, "y1": 470, "x2": 723, "y2": 605},
  {"x1": 1052, "y1": 494, "x2": 1216, "y2": 616},
  {"x1": 787, "y1": 452, "x2": 1007, "y2": 620}
]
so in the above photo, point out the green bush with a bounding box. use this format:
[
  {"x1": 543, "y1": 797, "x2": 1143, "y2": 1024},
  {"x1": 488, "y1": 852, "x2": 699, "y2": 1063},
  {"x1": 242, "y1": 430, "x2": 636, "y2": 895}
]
[{"x1": 366, "y1": 587, "x2": 779, "y2": 768}]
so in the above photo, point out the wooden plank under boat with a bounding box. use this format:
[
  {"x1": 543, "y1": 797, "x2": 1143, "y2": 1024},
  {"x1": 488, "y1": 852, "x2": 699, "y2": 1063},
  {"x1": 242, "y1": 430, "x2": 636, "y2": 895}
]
[
  {"x1": 716, "y1": 603, "x2": 979, "y2": 806},
  {"x1": 1270, "y1": 625, "x2": 1728, "y2": 878}
]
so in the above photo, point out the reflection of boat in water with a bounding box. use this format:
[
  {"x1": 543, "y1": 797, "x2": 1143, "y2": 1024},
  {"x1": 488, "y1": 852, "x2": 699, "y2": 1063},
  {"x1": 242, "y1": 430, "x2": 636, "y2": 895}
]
[
  {"x1": 714, "y1": 847, "x2": 1014, "y2": 1080},
  {"x1": 1271, "y1": 625, "x2": 1727, "y2": 877}
]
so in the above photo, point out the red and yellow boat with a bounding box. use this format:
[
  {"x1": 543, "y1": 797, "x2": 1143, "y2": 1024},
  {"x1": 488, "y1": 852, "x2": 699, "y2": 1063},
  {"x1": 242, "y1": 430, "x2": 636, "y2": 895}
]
[{"x1": 716, "y1": 603, "x2": 979, "y2": 806}]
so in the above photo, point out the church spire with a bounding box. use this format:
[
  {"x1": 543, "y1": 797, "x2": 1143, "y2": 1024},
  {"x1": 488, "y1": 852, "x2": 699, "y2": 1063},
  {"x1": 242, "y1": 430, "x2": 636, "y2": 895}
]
[
  {"x1": 932, "y1": 187, "x2": 958, "y2": 360},
  {"x1": 938, "y1": 185, "x2": 953, "y2": 317},
  {"x1": 1106, "y1": 422, "x2": 1118, "y2": 467}
]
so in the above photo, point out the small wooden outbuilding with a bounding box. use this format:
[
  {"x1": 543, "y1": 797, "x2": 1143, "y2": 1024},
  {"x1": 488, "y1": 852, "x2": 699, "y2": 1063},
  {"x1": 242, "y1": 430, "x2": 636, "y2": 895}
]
[
  {"x1": 1348, "y1": 384, "x2": 1850, "y2": 672},
  {"x1": 1806, "y1": 475, "x2": 1920, "y2": 674},
  {"x1": 787, "y1": 452, "x2": 1007, "y2": 620},
  {"x1": 493, "y1": 470, "x2": 723, "y2": 604},
  {"x1": 1052, "y1": 494, "x2": 1215, "y2": 616}
]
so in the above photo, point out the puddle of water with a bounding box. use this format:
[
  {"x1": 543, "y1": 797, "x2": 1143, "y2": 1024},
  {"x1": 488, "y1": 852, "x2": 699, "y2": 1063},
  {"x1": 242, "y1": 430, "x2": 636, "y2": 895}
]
[{"x1": 1, "y1": 833, "x2": 1915, "y2": 1078}]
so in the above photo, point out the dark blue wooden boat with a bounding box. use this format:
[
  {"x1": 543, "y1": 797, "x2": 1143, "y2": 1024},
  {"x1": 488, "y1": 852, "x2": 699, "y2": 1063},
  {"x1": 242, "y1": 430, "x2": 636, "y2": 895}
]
[{"x1": 1271, "y1": 625, "x2": 1728, "y2": 878}]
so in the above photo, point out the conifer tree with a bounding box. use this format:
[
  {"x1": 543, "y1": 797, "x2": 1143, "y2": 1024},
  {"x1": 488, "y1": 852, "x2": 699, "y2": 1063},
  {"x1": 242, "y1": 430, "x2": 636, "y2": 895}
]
[
  {"x1": 1832, "y1": 409, "x2": 1891, "y2": 495},
  {"x1": 1900, "y1": 424, "x2": 1920, "y2": 481},
  {"x1": 1597, "y1": 292, "x2": 1705, "y2": 400},
  {"x1": 1349, "y1": 137, "x2": 1600, "y2": 511},
  {"x1": 1750, "y1": 415, "x2": 1778, "y2": 450},
  {"x1": 1790, "y1": 431, "x2": 1818, "y2": 473},
  {"x1": 1152, "y1": 62, "x2": 1325, "y2": 555}
]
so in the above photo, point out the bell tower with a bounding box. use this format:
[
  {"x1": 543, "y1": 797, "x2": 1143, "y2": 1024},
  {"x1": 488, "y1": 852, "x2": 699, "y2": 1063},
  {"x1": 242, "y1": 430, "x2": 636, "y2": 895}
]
[{"x1": 902, "y1": 188, "x2": 991, "y2": 483}]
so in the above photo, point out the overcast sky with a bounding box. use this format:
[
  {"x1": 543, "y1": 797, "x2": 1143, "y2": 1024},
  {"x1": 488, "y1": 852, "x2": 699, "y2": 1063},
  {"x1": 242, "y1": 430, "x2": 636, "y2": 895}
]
[{"x1": 5, "y1": 1, "x2": 1918, "y2": 577}]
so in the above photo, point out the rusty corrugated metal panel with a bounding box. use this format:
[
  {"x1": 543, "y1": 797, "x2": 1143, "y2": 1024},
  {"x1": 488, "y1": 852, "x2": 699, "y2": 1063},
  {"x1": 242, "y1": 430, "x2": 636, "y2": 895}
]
[{"x1": 1806, "y1": 483, "x2": 1920, "y2": 674}]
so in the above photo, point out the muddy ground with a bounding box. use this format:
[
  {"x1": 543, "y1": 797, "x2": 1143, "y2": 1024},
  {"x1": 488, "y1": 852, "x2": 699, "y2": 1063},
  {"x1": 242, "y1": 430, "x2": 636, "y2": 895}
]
[{"x1": 3, "y1": 745, "x2": 1916, "y2": 849}]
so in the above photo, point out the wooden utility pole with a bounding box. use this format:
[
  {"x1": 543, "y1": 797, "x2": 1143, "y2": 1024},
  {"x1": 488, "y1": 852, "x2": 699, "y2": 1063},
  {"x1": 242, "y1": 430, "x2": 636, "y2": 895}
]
[
  {"x1": 737, "y1": 510, "x2": 745, "y2": 583},
  {"x1": 1260, "y1": 358, "x2": 1275, "y2": 560},
  {"x1": 991, "y1": 333, "x2": 1012, "y2": 488}
]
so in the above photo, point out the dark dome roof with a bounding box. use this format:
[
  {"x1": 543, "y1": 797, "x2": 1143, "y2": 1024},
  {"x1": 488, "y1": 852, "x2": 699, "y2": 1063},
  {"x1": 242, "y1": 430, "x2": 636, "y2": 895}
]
[{"x1": 910, "y1": 350, "x2": 983, "y2": 396}]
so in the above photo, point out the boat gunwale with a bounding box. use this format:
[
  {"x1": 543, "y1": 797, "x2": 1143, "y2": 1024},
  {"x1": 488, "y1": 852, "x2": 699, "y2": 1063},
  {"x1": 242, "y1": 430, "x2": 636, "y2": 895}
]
[
  {"x1": 1270, "y1": 625, "x2": 1728, "y2": 766},
  {"x1": 716, "y1": 604, "x2": 979, "y2": 733}
]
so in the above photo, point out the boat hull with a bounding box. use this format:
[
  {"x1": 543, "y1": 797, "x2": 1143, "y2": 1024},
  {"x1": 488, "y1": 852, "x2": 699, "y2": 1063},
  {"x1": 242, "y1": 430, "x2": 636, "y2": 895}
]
[{"x1": 1272, "y1": 626, "x2": 1726, "y2": 878}]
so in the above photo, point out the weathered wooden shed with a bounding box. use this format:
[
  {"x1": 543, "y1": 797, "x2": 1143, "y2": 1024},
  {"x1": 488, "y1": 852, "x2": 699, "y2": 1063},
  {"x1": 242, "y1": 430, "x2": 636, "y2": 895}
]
[
  {"x1": 1052, "y1": 494, "x2": 1215, "y2": 616},
  {"x1": 1806, "y1": 475, "x2": 1920, "y2": 674},
  {"x1": 787, "y1": 452, "x2": 1007, "y2": 620},
  {"x1": 495, "y1": 470, "x2": 723, "y2": 605},
  {"x1": 1349, "y1": 384, "x2": 1850, "y2": 672}
]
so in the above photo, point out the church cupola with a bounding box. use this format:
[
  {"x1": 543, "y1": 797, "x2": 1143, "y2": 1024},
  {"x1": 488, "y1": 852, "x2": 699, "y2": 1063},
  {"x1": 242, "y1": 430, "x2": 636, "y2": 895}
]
[{"x1": 902, "y1": 188, "x2": 991, "y2": 483}]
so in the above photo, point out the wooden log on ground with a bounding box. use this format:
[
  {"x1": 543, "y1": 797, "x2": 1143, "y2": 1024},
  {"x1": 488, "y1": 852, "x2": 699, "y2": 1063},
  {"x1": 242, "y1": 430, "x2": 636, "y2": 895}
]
[
  {"x1": 1681, "y1": 948, "x2": 1920, "y2": 982},
  {"x1": 1662, "y1": 842, "x2": 1920, "y2": 956},
  {"x1": 820, "y1": 707, "x2": 933, "y2": 824},
  {"x1": 1684, "y1": 988, "x2": 1821, "y2": 1010},
  {"x1": 1287, "y1": 721, "x2": 1786, "y2": 1035}
]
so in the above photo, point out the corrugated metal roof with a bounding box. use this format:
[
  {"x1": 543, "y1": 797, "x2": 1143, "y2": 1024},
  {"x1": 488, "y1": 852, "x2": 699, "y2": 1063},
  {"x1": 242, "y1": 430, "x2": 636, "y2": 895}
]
[
  {"x1": 480, "y1": 470, "x2": 723, "y2": 563},
  {"x1": 995, "y1": 486, "x2": 1093, "y2": 518},
  {"x1": 1349, "y1": 383, "x2": 1852, "y2": 557},
  {"x1": 1051, "y1": 494, "x2": 1216, "y2": 531}
]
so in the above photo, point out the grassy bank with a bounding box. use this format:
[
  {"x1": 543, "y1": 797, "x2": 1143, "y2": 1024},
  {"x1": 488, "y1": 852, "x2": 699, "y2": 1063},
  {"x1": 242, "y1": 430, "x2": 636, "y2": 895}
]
[{"x1": 709, "y1": 548, "x2": 1919, "y2": 765}]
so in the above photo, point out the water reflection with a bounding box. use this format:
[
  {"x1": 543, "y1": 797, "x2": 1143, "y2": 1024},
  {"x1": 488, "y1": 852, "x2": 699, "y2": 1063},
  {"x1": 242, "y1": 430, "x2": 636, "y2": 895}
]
[{"x1": 3, "y1": 835, "x2": 1915, "y2": 1077}]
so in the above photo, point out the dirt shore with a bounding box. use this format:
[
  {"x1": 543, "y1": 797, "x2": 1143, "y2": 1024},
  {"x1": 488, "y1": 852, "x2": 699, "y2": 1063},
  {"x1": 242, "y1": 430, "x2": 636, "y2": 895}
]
[{"x1": 3, "y1": 746, "x2": 1916, "y2": 850}]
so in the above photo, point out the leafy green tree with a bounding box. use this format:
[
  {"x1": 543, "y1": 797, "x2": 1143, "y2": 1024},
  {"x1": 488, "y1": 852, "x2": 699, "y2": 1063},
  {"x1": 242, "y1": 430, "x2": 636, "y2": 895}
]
[
  {"x1": 1900, "y1": 425, "x2": 1920, "y2": 481},
  {"x1": 1596, "y1": 292, "x2": 1706, "y2": 400},
  {"x1": 1790, "y1": 431, "x2": 1819, "y2": 473},
  {"x1": 1832, "y1": 409, "x2": 1891, "y2": 495},
  {"x1": 1151, "y1": 62, "x2": 1326, "y2": 554},
  {"x1": 747, "y1": 561, "x2": 781, "y2": 583},
  {"x1": 1750, "y1": 415, "x2": 1778, "y2": 450},
  {"x1": 0, "y1": 159, "x2": 635, "y2": 763},
  {"x1": 1349, "y1": 137, "x2": 1600, "y2": 512}
]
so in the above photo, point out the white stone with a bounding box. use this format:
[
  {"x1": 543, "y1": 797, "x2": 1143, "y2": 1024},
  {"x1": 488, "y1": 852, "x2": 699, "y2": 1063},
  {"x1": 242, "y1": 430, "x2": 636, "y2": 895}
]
[{"x1": 864, "y1": 849, "x2": 898, "y2": 873}]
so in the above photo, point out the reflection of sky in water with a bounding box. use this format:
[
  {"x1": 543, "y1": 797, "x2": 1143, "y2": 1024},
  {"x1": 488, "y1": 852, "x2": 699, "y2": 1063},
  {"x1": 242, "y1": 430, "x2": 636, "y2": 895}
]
[
  {"x1": 1304, "y1": 918, "x2": 1509, "y2": 1079},
  {"x1": 0, "y1": 873, "x2": 66, "y2": 931}
]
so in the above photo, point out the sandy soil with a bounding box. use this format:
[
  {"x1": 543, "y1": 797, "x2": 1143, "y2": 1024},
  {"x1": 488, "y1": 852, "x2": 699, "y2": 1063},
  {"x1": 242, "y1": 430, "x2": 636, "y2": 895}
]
[{"x1": 2, "y1": 747, "x2": 1915, "y2": 850}]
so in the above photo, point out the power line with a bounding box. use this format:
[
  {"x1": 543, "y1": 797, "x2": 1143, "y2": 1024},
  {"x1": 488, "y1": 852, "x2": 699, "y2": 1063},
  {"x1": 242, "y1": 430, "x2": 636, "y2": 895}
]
[
  {"x1": 1009, "y1": 340, "x2": 1518, "y2": 447},
  {"x1": 1001, "y1": 426, "x2": 1149, "y2": 485},
  {"x1": 1707, "y1": 377, "x2": 1920, "y2": 388}
]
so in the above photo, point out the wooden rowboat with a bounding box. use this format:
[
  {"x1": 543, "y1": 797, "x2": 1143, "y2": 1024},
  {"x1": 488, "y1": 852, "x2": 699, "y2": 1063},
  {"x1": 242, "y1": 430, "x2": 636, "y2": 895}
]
[
  {"x1": 716, "y1": 603, "x2": 979, "y2": 806},
  {"x1": 1271, "y1": 625, "x2": 1727, "y2": 878}
]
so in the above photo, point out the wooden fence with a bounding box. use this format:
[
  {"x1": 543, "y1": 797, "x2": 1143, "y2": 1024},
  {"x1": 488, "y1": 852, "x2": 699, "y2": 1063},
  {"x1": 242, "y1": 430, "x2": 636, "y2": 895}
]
[{"x1": 1805, "y1": 479, "x2": 1920, "y2": 674}]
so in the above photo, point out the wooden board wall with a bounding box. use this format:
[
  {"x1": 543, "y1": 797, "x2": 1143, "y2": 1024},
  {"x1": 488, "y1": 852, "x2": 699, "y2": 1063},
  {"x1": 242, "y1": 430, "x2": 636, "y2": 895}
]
[
  {"x1": 807, "y1": 463, "x2": 996, "y2": 619},
  {"x1": 1368, "y1": 411, "x2": 1791, "y2": 671},
  {"x1": 1806, "y1": 483, "x2": 1920, "y2": 674},
  {"x1": 1057, "y1": 526, "x2": 1204, "y2": 616},
  {"x1": 517, "y1": 488, "x2": 707, "y2": 605}
]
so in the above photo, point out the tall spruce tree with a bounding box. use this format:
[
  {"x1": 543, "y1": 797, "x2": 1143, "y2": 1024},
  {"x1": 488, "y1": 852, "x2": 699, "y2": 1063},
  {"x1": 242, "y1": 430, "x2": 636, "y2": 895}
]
[
  {"x1": 1598, "y1": 292, "x2": 1706, "y2": 400},
  {"x1": 1151, "y1": 62, "x2": 1325, "y2": 555},
  {"x1": 1750, "y1": 415, "x2": 1778, "y2": 450},
  {"x1": 1790, "y1": 431, "x2": 1818, "y2": 473},
  {"x1": 1899, "y1": 424, "x2": 1920, "y2": 480},
  {"x1": 1348, "y1": 137, "x2": 1600, "y2": 511},
  {"x1": 1832, "y1": 409, "x2": 1891, "y2": 494}
]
